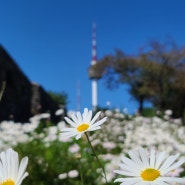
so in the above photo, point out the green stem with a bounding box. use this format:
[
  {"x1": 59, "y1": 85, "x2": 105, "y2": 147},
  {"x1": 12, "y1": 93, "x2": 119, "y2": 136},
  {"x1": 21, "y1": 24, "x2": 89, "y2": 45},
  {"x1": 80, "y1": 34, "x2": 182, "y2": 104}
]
[
  {"x1": 85, "y1": 132, "x2": 108, "y2": 184},
  {"x1": 0, "y1": 81, "x2": 6, "y2": 102},
  {"x1": 78, "y1": 157, "x2": 84, "y2": 185}
]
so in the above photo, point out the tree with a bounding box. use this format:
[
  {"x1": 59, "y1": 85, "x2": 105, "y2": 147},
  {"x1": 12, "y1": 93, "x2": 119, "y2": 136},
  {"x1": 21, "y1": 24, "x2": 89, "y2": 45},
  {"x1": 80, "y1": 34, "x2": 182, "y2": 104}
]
[
  {"x1": 48, "y1": 91, "x2": 68, "y2": 106},
  {"x1": 90, "y1": 39, "x2": 185, "y2": 119},
  {"x1": 92, "y1": 50, "x2": 158, "y2": 113},
  {"x1": 143, "y1": 40, "x2": 185, "y2": 110}
]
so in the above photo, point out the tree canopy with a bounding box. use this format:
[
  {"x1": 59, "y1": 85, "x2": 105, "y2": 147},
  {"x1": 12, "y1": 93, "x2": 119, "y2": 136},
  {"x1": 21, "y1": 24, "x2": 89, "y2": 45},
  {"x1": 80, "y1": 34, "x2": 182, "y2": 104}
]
[
  {"x1": 48, "y1": 91, "x2": 68, "y2": 106},
  {"x1": 90, "y1": 39, "x2": 185, "y2": 121}
]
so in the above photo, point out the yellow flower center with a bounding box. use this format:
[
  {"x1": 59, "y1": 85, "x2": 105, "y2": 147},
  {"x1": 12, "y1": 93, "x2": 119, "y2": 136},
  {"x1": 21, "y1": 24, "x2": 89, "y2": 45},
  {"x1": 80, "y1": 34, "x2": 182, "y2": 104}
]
[
  {"x1": 0, "y1": 179, "x2": 15, "y2": 185},
  {"x1": 77, "y1": 123, "x2": 90, "y2": 132},
  {"x1": 141, "y1": 168, "x2": 160, "y2": 181}
]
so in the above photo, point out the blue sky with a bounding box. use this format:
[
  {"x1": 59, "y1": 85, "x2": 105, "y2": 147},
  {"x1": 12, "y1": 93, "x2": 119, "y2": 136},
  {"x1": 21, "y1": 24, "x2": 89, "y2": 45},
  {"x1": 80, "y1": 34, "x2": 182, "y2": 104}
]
[{"x1": 1, "y1": 0, "x2": 185, "y2": 113}]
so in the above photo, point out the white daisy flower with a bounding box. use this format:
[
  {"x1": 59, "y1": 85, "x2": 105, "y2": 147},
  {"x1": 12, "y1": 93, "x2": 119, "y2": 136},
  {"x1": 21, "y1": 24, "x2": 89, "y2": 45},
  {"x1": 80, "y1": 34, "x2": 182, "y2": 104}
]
[
  {"x1": 0, "y1": 148, "x2": 28, "y2": 185},
  {"x1": 114, "y1": 147, "x2": 185, "y2": 185},
  {"x1": 62, "y1": 108, "x2": 107, "y2": 140}
]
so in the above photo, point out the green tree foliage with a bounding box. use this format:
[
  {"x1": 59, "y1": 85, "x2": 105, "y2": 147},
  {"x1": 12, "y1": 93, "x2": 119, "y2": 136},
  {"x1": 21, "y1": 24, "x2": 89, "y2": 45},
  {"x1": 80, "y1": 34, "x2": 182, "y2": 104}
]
[
  {"x1": 90, "y1": 40, "x2": 185, "y2": 121},
  {"x1": 142, "y1": 40, "x2": 185, "y2": 120},
  {"x1": 48, "y1": 91, "x2": 68, "y2": 106}
]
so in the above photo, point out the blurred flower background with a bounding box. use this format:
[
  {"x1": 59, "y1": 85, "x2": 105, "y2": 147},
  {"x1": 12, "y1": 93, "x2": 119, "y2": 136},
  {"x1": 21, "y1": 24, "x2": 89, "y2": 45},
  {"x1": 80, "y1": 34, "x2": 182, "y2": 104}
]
[{"x1": 0, "y1": 108, "x2": 185, "y2": 185}]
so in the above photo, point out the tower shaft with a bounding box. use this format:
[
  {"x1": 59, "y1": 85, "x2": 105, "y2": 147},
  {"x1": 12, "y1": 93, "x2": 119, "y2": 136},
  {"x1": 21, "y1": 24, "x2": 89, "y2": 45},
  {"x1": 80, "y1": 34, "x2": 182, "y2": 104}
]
[
  {"x1": 91, "y1": 23, "x2": 98, "y2": 111},
  {"x1": 92, "y1": 80, "x2": 98, "y2": 111}
]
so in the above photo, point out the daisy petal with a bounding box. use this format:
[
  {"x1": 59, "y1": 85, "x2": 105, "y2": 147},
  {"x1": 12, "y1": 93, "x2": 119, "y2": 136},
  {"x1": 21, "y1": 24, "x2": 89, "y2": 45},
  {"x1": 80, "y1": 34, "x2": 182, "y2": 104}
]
[
  {"x1": 114, "y1": 148, "x2": 185, "y2": 185},
  {"x1": 64, "y1": 117, "x2": 76, "y2": 127},
  {"x1": 90, "y1": 111, "x2": 101, "y2": 125},
  {"x1": 90, "y1": 117, "x2": 107, "y2": 127},
  {"x1": 60, "y1": 108, "x2": 106, "y2": 140},
  {"x1": 0, "y1": 148, "x2": 28, "y2": 185}
]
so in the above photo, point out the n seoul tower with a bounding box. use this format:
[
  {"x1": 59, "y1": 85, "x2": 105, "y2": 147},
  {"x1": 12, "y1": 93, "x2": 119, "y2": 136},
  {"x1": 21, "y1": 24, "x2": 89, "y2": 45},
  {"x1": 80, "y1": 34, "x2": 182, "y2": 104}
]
[{"x1": 88, "y1": 23, "x2": 101, "y2": 111}]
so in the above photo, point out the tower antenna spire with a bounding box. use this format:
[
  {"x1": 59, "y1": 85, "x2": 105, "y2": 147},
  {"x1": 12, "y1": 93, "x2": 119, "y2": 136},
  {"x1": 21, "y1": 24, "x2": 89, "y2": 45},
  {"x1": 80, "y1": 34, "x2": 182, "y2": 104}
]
[
  {"x1": 88, "y1": 23, "x2": 101, "y2": 111},
  {"x1": 91, "y1": 22, "x2": 97, "y2": 65}
]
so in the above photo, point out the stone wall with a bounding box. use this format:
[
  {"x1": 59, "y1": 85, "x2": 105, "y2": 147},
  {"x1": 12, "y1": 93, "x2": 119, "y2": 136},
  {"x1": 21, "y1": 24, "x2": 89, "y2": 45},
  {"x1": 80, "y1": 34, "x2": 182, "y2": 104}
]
[{"x1": 0, "y1": 45, "x2": 60, "y2": 123}]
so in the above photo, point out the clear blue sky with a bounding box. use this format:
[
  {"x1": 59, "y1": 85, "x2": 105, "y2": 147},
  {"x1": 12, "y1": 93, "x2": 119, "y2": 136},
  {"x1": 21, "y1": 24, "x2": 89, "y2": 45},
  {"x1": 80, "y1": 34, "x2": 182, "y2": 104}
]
[{"x1": 1, "y1": 0, "x2": 185, "y2": 113}]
